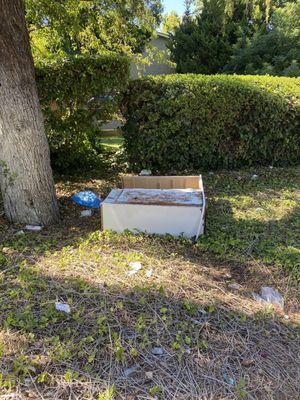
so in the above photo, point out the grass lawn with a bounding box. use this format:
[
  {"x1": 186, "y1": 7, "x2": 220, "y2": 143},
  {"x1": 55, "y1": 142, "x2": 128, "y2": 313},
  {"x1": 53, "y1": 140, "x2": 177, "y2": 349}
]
[
  {"x1": 99, "y1": 136, "x2": 124, "y2": 150},
  {"x1": 0, "y1": 166, "x2": 299, "y2": 399}
]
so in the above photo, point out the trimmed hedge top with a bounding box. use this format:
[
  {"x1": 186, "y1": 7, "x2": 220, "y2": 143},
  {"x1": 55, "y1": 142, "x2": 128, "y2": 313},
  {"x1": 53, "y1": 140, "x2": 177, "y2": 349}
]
[{"x1": 122, "y1": 74, "x2": 300, "y2": 173}]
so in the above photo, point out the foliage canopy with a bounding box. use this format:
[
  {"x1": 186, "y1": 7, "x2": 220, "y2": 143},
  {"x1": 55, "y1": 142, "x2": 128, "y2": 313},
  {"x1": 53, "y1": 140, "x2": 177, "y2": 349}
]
[
  {"x1": 162, "y1": 11, "x2": 181, "y2": 34},
  {"x1": 25, "y1": 0, "x2": 163, "y2": 61}
]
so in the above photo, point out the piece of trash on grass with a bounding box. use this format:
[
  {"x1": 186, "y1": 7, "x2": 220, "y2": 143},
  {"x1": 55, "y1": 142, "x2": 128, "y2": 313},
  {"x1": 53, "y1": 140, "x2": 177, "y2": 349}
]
[
  {"x1": 55, "y1": 302, "x2": 71, "y2": 314},
  {"x1": 242, "y1": 359, "x2": 255, "y2": 367},
  {"x1": 127, "y1": 261, "x2": 142, "y2": 276},
  {"x1": 251, "y1": 174, "x2": 259, "y2": 180},
  {"x1": 80, "y1": 209, "x2": 92, "y2": 218},
  {"x1": 15, "y1": 230, "x2": 25, "y2": 236},
  {"x1": 124, "y1": 365, "x2": 137, "y2": 378},
  {"x1": 229, "y1": 377, "x2": 235, "y2": 386},
  {"x1": 145, "y1": 269, "x2": 153, "y2": 278},
  {"x1": 223, "y1": 374, "x2": 235, "y2": 386},
  {"x1": 129, "y1": 261, "x2": 142, "y2": 270},
  {"x1": 71, "y1": 190, "x2": 101, "y2": 209},
  {"x1": 228, "y1": 283, "x2": 242, "y2": 290},
  {"x1": 151, "y1": 347, "x2": 164, "y2": 356},
  {"x1": 145, "y1": 371, "x2": 153, "y2": 379},
  {"x1": 252, "y1": 286, "x2": 284, "y2": 308},
  {"x1": 139, "y1": 169, "x2": 152, "y2": 176},
  {"x1": 24, "y1": 378, "x2": 31, "y2": 386},
  {"x1": 25, "y1": 225, "x2": 42, "y2": 232}
]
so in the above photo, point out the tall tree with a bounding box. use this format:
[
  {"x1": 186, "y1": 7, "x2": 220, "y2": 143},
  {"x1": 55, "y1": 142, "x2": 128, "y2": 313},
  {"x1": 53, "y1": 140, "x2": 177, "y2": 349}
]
[
  {"x1": 0, "y1": 0, "x2": 59, "y2": 225},
  {"x1": 169, "y1": 0, "x2": 231, "y2": 74},
  {"x1": 184, "y1": 0, "x2": 195, "y2": 16}
]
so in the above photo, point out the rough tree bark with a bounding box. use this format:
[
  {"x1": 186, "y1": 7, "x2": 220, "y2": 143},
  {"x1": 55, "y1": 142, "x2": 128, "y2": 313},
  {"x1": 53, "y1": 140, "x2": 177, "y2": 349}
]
[{"x1": 0, "y1": 0, "x2": 59, "y2": 225}]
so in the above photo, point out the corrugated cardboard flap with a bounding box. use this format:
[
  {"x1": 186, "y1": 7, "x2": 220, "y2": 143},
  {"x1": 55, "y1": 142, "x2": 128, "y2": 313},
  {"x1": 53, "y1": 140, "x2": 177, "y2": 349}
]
[{"x1": 122, "y1": 175, "x2": 203, "y2": 190}]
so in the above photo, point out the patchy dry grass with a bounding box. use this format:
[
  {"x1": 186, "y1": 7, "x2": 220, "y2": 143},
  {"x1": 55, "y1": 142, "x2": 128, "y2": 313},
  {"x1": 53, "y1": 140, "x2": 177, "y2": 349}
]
[{"x1": 0, "y1": 166, "x2": 299, "y2": 399}]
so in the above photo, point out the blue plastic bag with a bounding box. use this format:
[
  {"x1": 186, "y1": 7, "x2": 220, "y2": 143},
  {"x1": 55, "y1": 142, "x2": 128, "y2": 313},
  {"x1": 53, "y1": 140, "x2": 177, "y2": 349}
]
[{"x1": 71, "y1": 191, "x2": 101, "y2": 209}]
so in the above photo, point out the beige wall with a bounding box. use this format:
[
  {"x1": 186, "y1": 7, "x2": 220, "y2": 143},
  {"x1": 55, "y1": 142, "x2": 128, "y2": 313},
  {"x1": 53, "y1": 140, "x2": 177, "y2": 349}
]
[
  {"x1": 102, "y1": 33, "x2": 175, "y2": 131},
  {"x1": 130, "y1": 35, "x2": 175, "y2": 78}
]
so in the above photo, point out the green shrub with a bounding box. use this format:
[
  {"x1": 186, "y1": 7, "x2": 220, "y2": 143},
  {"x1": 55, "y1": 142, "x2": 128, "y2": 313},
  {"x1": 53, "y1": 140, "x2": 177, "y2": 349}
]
[
  {"x1": 122, "y1": 74, "x2": 300, "y2": 173},
  {"x1": 36, "y1": 55, "x2": 130, "y2": 171}
]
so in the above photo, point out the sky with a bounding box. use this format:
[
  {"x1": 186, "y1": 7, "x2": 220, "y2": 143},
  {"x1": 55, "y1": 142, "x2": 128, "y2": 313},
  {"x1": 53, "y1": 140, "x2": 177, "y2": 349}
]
[{"x1": 163, "y1": 0, "x2": 185, "y2": 15}]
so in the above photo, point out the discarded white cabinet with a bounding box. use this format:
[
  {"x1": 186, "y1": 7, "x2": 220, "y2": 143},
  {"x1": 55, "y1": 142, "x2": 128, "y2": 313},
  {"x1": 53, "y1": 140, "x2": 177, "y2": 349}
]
[{"x1": 101, "y1": 175, "x2": 206, "y2": 239}]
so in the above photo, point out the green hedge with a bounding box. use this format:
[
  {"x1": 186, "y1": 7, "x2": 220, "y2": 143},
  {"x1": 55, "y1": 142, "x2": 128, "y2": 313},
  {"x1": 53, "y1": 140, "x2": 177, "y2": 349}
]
[
  {"x1": 122, "y1": 74, "x2": 300, "y2": 172},
  {"x1": 36, "y1": 55, "x2": 130, "y2": 171}
]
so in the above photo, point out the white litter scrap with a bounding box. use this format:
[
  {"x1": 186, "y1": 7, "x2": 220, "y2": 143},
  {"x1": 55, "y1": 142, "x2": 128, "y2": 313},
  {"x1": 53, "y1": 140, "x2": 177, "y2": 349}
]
[
  {"x1": 252, "y1": 287, "x2": 284, "y2": 308},
  {"x1": 251, "y1": 174, "x2": 259, "y2": 180},
  {"x1": 127, "y1": 261, "x2": 142, "y2": 276},
  {"x1": 145, "y1": 371, "x2": 153, "y2": 379},
  {"x1": 80, "y1": 209, "x2": 92, "y2": 217},
  {"x1": 151, "y1": 347, "x2": 164, "y2": 355},
  {"x1": 145, "y1": 269, "x2": 153, "y2": 278},
  {"x1": 25, "y1": 225, "x2": 42, "y2": 232},
  {"x1": 139, "y1": 169, "x2": 152, "y2": 176},
  {"x1": 55, "y1": 302, "x2": 71, "y2": 314}
]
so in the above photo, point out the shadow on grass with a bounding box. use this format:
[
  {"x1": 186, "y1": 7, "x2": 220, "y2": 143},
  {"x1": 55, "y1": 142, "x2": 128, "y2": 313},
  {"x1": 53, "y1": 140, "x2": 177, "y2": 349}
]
[{"x1": 0, "y1": 263, "x2": 299, "y2": 400}]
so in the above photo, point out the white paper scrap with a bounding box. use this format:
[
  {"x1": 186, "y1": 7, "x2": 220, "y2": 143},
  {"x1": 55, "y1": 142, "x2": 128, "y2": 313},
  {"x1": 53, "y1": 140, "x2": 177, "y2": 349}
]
[{"x1": 55, "y1": 302, "x2": 71, "y2": 314}]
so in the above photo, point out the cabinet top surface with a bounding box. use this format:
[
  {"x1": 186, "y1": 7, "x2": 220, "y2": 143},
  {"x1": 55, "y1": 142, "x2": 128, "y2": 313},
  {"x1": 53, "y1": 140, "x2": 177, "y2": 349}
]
[{"x1": 108, "y1": 188, "x2": 203, "y2": 207}]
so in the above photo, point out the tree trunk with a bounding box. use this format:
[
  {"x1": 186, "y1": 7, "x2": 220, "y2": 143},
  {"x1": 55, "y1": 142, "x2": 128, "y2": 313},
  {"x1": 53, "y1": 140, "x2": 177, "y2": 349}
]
[{"x1": 0, "y1": 0, "x2": 59, "y2": 225}]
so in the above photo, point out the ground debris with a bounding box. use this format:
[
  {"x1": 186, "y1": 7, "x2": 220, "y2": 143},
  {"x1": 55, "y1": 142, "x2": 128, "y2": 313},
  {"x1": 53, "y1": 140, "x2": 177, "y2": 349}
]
[
  {"x1": 139, "y1": 169, "x2": 152, "y2": 176},
  {"x1": 151, "y1": 347, "x2": 164, "y2": 355},
  {"x1": 145, "y1": 269, "x2": 153, "y2": 278},
  {"x1": 80, "y1": 209, "x2": 92, "y2": 217},
  {"x1": 25, "y1": 225, "x2": 42, "y2": 232},
  {"x1": 71, "y1": 190, "x2": 101, "y2": 209},
  {"x1": 241, "y1": 359, "x2": 255, "y2": 367},
  {"x1": 228, "y1": 283, "x2": 242, "y2": 290},
  {"x1": 127, "y1": 261, "x2": 142, "y2": 276},
  {"x1": 55, "y1": 302, "x2": 71, "y2": 314},
  {"x1": 145, "y1": 371, "x2": 154, "y2": 379},
  {"x1": 124, "y1": 365, "x2": 137, "y2": 377},
  {"x1": 252, "y1": 286, "x2": 284, "y2": 308}
]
